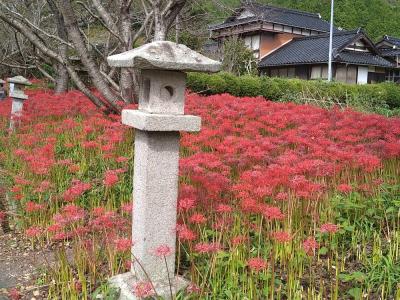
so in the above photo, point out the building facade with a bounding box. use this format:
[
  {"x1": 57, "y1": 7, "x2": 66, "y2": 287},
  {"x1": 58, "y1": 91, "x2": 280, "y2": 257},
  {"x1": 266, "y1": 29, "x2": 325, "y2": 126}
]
[
  {"x1": 376, "y1": 36, "x2": 400, "y2": 83},
  {"x1": 209, "y1": 3, "x2": 395, "y2": 84}
]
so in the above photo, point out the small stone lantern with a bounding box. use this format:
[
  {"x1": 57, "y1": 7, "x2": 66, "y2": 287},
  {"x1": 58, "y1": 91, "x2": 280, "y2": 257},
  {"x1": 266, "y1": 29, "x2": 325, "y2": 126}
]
[
  {"x1": 8, "y1": 76, "x2": 31, "y2": 130},
  {"x1": 0, "y1": 79, "x2": 6, "y2": 100},
  {"x1": 107, "y1": 41, "x2": 220, "y2": 299}
]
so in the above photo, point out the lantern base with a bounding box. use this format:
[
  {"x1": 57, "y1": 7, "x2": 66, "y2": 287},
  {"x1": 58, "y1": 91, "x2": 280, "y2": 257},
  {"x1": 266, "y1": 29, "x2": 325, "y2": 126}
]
[{"x1": 109, "y1": 272, "x2": 189, "y2": 300}]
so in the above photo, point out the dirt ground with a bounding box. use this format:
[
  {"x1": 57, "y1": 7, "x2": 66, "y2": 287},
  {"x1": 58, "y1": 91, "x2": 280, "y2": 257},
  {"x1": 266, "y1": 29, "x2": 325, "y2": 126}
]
[{"x1": 0, "y1": 231, "x2": 50, "y2": 300}]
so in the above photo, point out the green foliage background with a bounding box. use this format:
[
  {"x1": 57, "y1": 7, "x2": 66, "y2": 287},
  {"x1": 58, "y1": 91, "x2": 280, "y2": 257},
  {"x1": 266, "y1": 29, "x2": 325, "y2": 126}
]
[{"x1": 194, "y1": 0, "x2": 400, "y2": 41}]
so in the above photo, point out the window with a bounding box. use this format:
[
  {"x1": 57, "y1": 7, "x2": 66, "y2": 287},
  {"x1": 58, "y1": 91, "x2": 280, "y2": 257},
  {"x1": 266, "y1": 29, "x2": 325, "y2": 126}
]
[
  {"x1": 335, "y1": 65, "x2": 357, "y2": 84},
  {"x1": 269, "y1": 67, "x2": 296, "y2": 78},
  {"x1": 386, "y1": 70, "x2": 400, "y2": 82},
  {"x1": 293, "y1": 28, "x2": 302, "y2": 35},
  {"x1": 287, "y1": 67, "x2": 295, "y2": 78},
  {"x1": 310, "y1": 65, "x2": 328, "y2": 79},
  {"x1": 311, "y1": 66, "x2": 322, "y2": 79},
  {"x1": 244, "y1": 35, "x2": 260, "y2": 50},
  {"x1": 283, "y1": 26, "x2": 292, "y2": 33},
  {"x1": 271, "y1": 69, "x2": 279, "y2": 77},
  {"x1": 244, "y1": 35, "x2": 260, "y2": 57},
  {"x1": 335, "y1": 66, "x2": 347, "y2": 82}
]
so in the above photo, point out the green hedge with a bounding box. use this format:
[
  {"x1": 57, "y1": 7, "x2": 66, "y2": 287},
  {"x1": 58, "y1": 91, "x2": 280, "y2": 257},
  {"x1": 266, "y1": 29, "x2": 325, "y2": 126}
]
[{"x1": 187, "y1": 72, "x2": 400, "y2": 115}]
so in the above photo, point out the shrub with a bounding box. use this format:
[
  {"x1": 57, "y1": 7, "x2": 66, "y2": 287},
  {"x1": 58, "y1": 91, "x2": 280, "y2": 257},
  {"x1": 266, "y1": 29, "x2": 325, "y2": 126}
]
[{"x1": 187, "y1": 72, "x2": 400, "y2": 114}]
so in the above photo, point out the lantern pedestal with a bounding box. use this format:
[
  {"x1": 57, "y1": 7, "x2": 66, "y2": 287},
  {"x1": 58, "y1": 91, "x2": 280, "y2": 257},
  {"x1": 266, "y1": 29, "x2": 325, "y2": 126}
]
[
  {"x1": 106, "y1": 41, "x2": 220, "y2": 299},
  {"x1": 109, "y1": 272, "x2": 188, "y2": 300}
]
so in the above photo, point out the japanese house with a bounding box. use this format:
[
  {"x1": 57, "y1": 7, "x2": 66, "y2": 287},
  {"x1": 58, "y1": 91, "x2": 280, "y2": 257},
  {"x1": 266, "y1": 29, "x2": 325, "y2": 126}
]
[
  {"x1": 259, "y1": 29, "x2": 394, "y2": 84},
  {"x1": 376, "y1": 36, "x2": 400, "y2": 83},
  {"x1": 209, "y1": 3, "x2": 395, "y2": 84}
]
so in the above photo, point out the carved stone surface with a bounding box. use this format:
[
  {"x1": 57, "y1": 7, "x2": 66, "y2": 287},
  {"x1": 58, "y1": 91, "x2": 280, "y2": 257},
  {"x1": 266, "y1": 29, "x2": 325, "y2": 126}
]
[
  {"x1": 107, "y1": 41, "x2": 221, "y2": 73},
  {"x1": 139, "y1": 70, "x2": 186, "y2": 115},
  {"x1": 8, "y1": 76, "x2": 31, "y2": 130},
  {"x1": 109, "y1": 272, "x2": 188, "y2": 300},
  {"x1": 7, "y1": 76, "x2": 31, "y2": 85},
  {"x1": 122, "y1": 110, "x2": 201, "y2": 132}
]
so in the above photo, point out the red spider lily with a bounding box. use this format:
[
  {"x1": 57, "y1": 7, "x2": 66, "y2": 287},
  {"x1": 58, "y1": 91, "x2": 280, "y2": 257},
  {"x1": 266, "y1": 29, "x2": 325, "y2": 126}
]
[
  {"x1": 274, "y1": 192, "x2": 289, "y2": 201},
  {"x1": 8, "y1": 288, "x2": 21, "y2": 300},
  {"x1": 261, "y1": 206, "x2": 285, "y2": 221},
  {"x1": 271, "y1": 231, "x2": 292, "y2": 243},
  {"x1": 152, "y1": 244, "x2": 173, "y2": 257},
  {"x1": 247, "y1": 257, "x2": 268, "y2": 272},
  {"x1": 320, "y1": 223, "x2": 339, "y2": 234},
  {"x1": 215, "y1": 204, "x2": 233, "y2": 213},
  {"x1": 337, "y1": 184, "x2": 352, "y2": 193},
  {"x1": 189, "y1": 213, "x2": 207, "y2": 224},
  {"x1": 133, "y1": 281, "x2": 155, "y2": 298},
  {"x1": 14, "y1": 176, "x2": 31, "y2": 186},
  {"x1": 63, "y1": 180, "x2": 91, "y2": 202},
  {"x1": 34, "y1": 180, "x2": 52, "y2": 193},
  {"x1": 0, "y1": 211, "x2": 6, "y2": 221},
  {"x1": 177, "y1": 224, "x2": 196, "y2": 241},
  {"x1": 103, "y1": 170, "x2": 119, "y2": 187},
  {"x1": 25, "y1": 201, "x2": 45, "y2": 213},
  {"x1": 194, "y1": 242, "x2": 221, "y2": 254},
  {"x1": 116, "y1": 156, "x2": 129, "y2": 163},
  {"x1": 47, "y1": 223, "x2": 63, "y2": 233},
  {"x1": 92, "y1": 207, "x2": 106, "y2": 217},
  {"x1": 231, "y1": 235, "x2": 249, "y2": 246},
  {"x1": 26, "y1": 226, "x2": 42, "y2": 238},
  {"x1": 120, "y1": 202, "x2": 132, "y2": 214},
  {"x1": 90, "y1": 211, "x2": 126, "y2": 231},
  {"x1": 74, "y1": 280, "x2": 82, "y2": 292},
  {"x1": 303, "y1": 237, "x2": 319, "y2": 256},
  {"x1": 114, "y1": 238, "x2": 132, "y2": 252},
  {"x1": 186, "y1": 283, "x2": 201, "y2": 294},
  {"x1": 178, "y1": 197, "x2": 196, "y2": 212},
  {"x1": 53, "y1": 204, "x2": 85, "y2": 226},
  {"x1": 124, "y1": 260, "x2": 132, "y2": 270},
  {"x1": 83, "y1": 141, "x2": 100, "y2": 149}
]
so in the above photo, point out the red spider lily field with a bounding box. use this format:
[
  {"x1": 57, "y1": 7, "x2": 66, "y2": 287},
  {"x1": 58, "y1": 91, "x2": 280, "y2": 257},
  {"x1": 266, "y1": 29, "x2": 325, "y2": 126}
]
[{"x1": 0, "y1": 89, "x2": 399, "y2": 299}]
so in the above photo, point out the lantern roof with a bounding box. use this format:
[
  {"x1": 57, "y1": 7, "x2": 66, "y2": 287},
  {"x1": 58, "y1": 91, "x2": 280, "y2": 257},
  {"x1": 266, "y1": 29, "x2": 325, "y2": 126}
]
[{"x1": 107, "y1": 41, "x2": 221, "y2": 73}]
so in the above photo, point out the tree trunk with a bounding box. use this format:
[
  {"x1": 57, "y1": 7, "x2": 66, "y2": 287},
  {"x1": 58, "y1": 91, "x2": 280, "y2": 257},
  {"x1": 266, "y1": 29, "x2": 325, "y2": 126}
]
[
  {"x1": 57, "y1": 0, "x2": 118, "y2": 106},
  {"x1": 54, "y1": 44, "x2": 69, "y2": 93},
  {"x1": 118, "y1": 0, "x2": 135, "y2": 102},
  {"x1": 48, "y1": 0, "x2": 69, "y2": 93},
  {"x1": 0, "y1": 11, "x2": 117, "y2": 112},
  {"x1": 153, "y1": 3, "x2": 167, "y2": 41}
]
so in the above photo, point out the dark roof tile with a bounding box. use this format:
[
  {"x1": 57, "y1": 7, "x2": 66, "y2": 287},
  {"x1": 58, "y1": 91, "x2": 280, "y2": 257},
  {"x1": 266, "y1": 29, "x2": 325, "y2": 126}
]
[
  {"x1": 259, "y1": 30, "x2": 394, "y2": 68},
  {"x1": 383, "y1": 36, "x2": 400, "y2": 47},
  {"x1": 210, "y1": 4, "x2": 333, "y2": 32}
]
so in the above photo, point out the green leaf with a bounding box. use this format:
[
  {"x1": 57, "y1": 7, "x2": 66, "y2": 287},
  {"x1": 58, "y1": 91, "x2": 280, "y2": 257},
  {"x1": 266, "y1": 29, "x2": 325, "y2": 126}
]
[
  {"x1": 385, "y1": 207, "x2": 396, "y2": 214},
  {"x1": 318, "y1": 247, "x2": 328, "y2": 255},
  {"x1": 352, "y1": 272, "x2": 366, "y2": 282},
  {"x1": 338, "y1": 273, "x2": 352, "y2": 282},
  {"x1": 348, "y1": 287, "x2": 362, "y2": 299}
]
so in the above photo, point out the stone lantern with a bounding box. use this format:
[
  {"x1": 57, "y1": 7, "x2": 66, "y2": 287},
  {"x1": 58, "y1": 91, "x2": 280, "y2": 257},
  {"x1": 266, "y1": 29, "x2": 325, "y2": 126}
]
[
  {"x1": 107, "y1": 41, "x2": 220, "y2": 299},
  {"x1": 0, "y1": 79, "x2": 6, "y2": 100},
  {"x1": 8, "y1": 76, "x2": 31, "y2": 130}
]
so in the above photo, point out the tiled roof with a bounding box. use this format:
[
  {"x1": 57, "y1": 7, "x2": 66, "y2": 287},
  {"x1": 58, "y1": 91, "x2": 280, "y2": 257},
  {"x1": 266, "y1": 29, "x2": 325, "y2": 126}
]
[
  {"x1": 380, "y1": 48, "x2": 400, "y2": 57},
  {"x1": 210, "y1": 4, "x2": 333, "y2": 33},
  {"x1": 259, "y1": 30, "x2": 394, "y2": 68},
  {"x1": 382, "y1": 36, "x2": 400, "y2": 47}
]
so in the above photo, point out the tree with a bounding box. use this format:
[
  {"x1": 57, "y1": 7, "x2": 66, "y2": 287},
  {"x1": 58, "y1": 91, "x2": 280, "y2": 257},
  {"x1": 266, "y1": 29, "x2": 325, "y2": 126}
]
[
  {"x1": 222, "y1": 37, "x2": 258, "y2": 76},
  {"x1": 0, "y1": 0, "x2": 188, "y2": 113}
]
